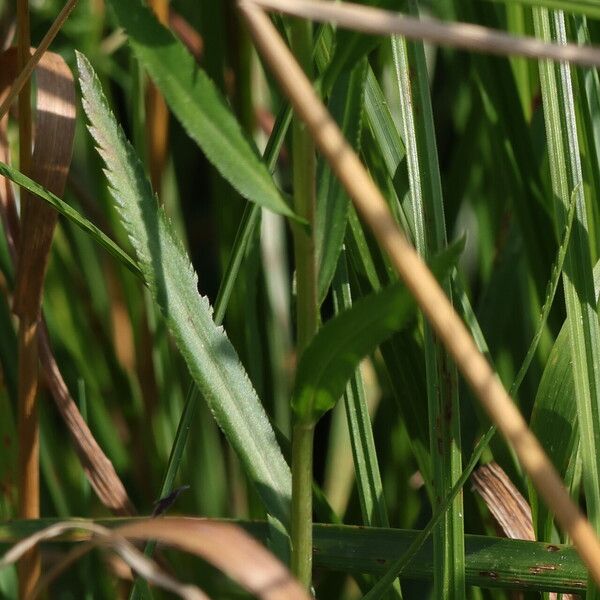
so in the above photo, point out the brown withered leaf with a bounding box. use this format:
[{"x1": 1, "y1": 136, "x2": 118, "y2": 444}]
[
  {"x1": 6, "y1": 47, "x2": 76, "y2": 319},
  {"x1": 472, "y1": 462, "x2": 576, "y2": 600},
  {"x1": 0, "y1": 47, "x2": 134, "y2": 516}
]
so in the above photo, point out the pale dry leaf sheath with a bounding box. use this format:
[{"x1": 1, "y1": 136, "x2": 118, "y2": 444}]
[
  {"x1": 237, "y1": 0, "x2": 600, "y2": 585},
  {"x1": 0, "y1": 0, "x2": 79, "y2": 121},
  {"x1": 472, "y1": 462, "x2": 535, "y2": 541},
  {"x1": 254, "y1": 0, "x2": 600, "y2": 67},
  {"x1": 0, "y1": 522, "x2": 207, "y2": 600}
]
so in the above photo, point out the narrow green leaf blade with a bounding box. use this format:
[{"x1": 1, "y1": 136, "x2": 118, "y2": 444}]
[
  {"x1": 0, "y1": 161, "x2": 142, "y2": 281},
  {"x1": 105, "y1": 0, "x2": 298, "y2": 220},
  {"x1": 293, "y1": 240, "x2": 463, "y2": 424},
  {"x1": 76, "y1": 51, "x2": 292, "y2": 526},
  {"x1": 316, "y1": 60, "x2": 367, "y2": 304}
]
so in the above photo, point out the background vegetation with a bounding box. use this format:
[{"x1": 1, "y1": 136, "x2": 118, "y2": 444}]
[{"x1": 1, "y1": 0, "x2": 600, "y2": 598}]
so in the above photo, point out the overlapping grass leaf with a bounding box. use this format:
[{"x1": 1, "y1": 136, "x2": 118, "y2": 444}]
[
  {"x1": 105, "y1": 0, "x2": 297, "y2": 220},
  {"x1": 76, "y1": 52, "x2": 291, "y2": 526},
  {"x1": 292, "y1": 238, "x2": 464, "y2": 424}
]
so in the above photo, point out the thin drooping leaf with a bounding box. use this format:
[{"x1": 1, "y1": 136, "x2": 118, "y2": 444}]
[
  {"x1": 0, "y1": 161, "x2": 142, "y2": 281},
  {"x1": 76, "y1": 52, "x2": 292, "y2": 526},
  {"x1": 104, "y1": 0, "x2": 298, "y2": 221},
  {"x1": 292, "y1": 239, "x2": 463, "y2": 425}
]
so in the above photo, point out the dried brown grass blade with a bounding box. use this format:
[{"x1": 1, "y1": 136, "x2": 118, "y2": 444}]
[
  {"x1": 472, "y1": 463, "x2": 576, "y2": 600},
  {"x1": 1, "y1": 519, "x2": 310, "y2": 600},
  {"x1": 148, "y1": 0, "x2": 169, "y2": 193},
  {"x1": 38, "y1": 325, "x2": 135, "y2": 515},
  {"x1": 0, "y1": 522, "x2": 208, "y2": 600},
  {"x1": 238, "y1": 0, "x2": 600, "y2": 586},
  {"x1": 11, "y1": 48, "x2": 76, "y2": 318},
  {"x1": 472, "y1": 462, "x2": 535, "y2": 541},
  {"x1": 115, "y1": 519, "x2": 310, "y2": 600},
  {"x1": 254, "y1": 0, "x2": 600, "y2": 67},
  {"x1": 0, "y1": 0, "x2": 79, "y2": 122},
  {"x1": 0, "y1": 48, "x2": 135, "y2": 517}
]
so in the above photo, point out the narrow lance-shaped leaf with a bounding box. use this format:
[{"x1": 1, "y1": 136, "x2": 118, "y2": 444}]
[
  {"x1": 316, "y1": 59, "x2": 367, "y2": 304},
  {"x1": 293, "y1": 239, "x2": 464, "y2": 425},
  {"x1": 76, "y1": 52, "x2": 292, "y2": 527},
  {"x1": 104, "y1": 0, "x2": 298, "y2": 221}
]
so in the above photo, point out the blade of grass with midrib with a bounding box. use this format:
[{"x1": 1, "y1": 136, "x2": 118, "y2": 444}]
[
  {"x1": 533, "y1": 7, "x2": 600, "y2": 599},
  {"x1": 104, "y1": 0, "x2": 297, "y2": 221},
  {"x1": 391, "y1": 4, "x2": 465, "y2": 597}
]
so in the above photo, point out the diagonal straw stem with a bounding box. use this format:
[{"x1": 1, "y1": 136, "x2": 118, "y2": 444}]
[{"x1": 237, "y1": 0, "x2": 600, "y2": 587}]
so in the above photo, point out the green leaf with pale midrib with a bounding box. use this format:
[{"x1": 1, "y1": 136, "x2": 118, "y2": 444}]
[
  {"x1": 292, "y1": 239, "x2": 464, "y2": 424},
  {"x1": 104, "y1": 0, "x2": 298, "y2": 222},
  {"x1": 76, "y1": 51, "x2": 291, "y2": 527}
]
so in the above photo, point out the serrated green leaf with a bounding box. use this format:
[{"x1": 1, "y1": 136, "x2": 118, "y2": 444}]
[
  {"x1": 104, "y1": 0, "x2": 298, "y2": 221},
  {"x1": 292, "y1": 239, "x2": 464, "y2": 424},
  {"x1": 76, "y1": 51, "x2": 292, "y2": 526}
]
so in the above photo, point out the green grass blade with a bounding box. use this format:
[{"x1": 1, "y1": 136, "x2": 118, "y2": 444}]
[
  {"x1": 292, "y1": 241, "x2": 463, "y2": 425},
  {"x1": 0, "y1": 518, "x2": 589, "y2": 594},
  {"x1": 76, "y1": 51, "x2": 292, "y2": 526},
  {"x1": 391, "y1": 11, "x2": 465, "y2": 597},
  {"x1": 316, "y1": 60, "x2": 366, "y2": 304},
  {"x1": 332, "y1": 249, "x2": 402, "y2": 598},
  {"x1": 494, "y1": 0, "x2": 600, "y2": 20},
  {"x1": 0, "y1": 161, "x2": 142, "y2": 281},
  {"x1": 104, "y1": 0, "x2": 298, "y2": 221},
  {"x1": 534, "y1": 10, "x2": 600, "y2": 598}
]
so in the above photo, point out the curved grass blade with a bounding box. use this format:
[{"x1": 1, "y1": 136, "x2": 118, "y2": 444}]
[
  {"x1": 0, "y1": 161, "x2": 142, "y2": 281},
  {"x1": 0, "y1": 517, "x2": 589, "y2": 595},
  {"x1": 76, "y1": 51, "x2": 292, "y2": 526},
  {"x1": 292, "y1": 239, "x2": 463, "y2": 425},
  {"x1": 104, "y1": 0, "x2": 298, "y2": 221}
]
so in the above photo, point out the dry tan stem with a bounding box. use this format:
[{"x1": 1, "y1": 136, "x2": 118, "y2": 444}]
[
  {"x1": 148, "y1": 0, "x2": 169, "y2": 193},
  {"x1": 0, "y1": 47, "x2": 135, "y2": 516},
  {"x1": 237, "y1": 0, "x2": 600, "y2": 586},
  {"x1": 254, "y1": 0, "x2": 600, "y2": 68},
  {"x1": 16, "y1": 317, "x2": 40, "y2": 599},
  {"x1": 0, "y1": 0, "x2": 79, "y2": 121},
  {"x1": 16, "y1": 0, "x2": 38, "y2": 595}
]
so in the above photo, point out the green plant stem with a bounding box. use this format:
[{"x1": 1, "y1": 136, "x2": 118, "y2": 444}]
[
  {"x1": 534, "y1": 8, "x2": 600, "y2": 599},
  {"x1": 391, "y1": 10, "x2": 464, "y2": 597},
  {"x1": 290, "y1": 422, "x2": 314, "y2": 585},
  {"x1": 289, "y1": 17, "x2": 318, "y2": 589}
]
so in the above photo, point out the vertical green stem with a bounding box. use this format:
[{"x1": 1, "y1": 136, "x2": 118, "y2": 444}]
[
  {"x1": 290, "y1": 17, "x2": 318, "y2": 589},
  {"x1": 534, "y1": 8, "x2": 600, "y2": 599},
  {"x1": 290, "y1": 422, "x2": 315, "y2": 585},
  {"x1": 391, "y1": 3, "x2": 464, "y2": 596}
]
